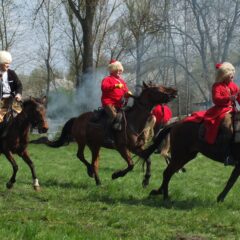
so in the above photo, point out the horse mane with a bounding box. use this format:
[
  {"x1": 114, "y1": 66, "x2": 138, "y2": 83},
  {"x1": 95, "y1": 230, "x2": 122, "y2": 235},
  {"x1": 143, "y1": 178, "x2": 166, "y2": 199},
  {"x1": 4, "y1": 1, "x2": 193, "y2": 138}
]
[
  {"x1": 124, "y1": 82, "x2": 159, "y2": 113},
  {"x1": 22, "y1": 96, "x2": 47, "y2": 107}
]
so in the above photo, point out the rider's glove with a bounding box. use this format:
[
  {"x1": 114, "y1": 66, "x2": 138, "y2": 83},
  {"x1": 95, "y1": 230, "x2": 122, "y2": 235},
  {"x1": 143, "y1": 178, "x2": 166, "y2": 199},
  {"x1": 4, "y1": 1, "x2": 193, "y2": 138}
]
[
  {"x1": 125, "y1": 91, "x2": 133, "y2": 97},
  {"x1": 15, "y1": 94, "x2": 22, "y2": 101}
]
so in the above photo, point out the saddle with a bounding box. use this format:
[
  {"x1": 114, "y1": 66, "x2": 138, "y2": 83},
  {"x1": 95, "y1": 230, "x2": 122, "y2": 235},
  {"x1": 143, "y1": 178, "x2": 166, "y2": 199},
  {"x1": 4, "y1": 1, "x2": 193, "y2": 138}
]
[
  {"x1": 89, "y1": 108, "x2": 123, "y2": 146},
  {"x1": 90, "y1": 108, "x2": 107, "y2": 125},
  {"x1": 90, "y1": 108, "x2": 123, "y2": 131},
  {"x1": 198, "y1": 121, "x2": 233, "y2": 145}
]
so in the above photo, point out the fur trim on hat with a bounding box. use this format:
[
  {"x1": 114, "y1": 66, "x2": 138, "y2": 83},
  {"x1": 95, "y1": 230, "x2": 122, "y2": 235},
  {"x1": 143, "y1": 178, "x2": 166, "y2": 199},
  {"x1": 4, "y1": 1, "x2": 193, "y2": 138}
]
[
  {"x1": 215, "y1": 62, "x2": 235, "y2": 82},
  {"x1": 108, "y1": 60, "x2": 124, "y2": 73},
  {"x1": 0, "y1": 51, "x2": 12, "y2": 64}
]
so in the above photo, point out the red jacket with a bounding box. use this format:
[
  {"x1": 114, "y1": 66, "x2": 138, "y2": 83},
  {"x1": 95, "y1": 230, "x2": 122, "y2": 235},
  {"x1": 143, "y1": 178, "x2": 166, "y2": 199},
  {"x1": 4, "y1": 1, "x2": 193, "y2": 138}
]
[
  {"x1": 184, "y1": 81, "x2": 240, "y2": 144},
  {"x1": 152, "y1": 105, "x2": 172, "y2": 124},
  {"x1": 101, "y1": 74, "x2": 129, "y2": 108}
]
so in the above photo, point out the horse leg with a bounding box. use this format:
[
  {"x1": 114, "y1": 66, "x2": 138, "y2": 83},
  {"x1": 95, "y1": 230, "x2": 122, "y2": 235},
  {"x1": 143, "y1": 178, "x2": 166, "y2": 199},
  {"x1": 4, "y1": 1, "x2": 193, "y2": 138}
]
[
  {"x1": 4, "y1": 152, "x2": 18, "y2": 189},
  {"x1": 165, "y1": 155, "x2": 186, "y2": 173},
  {"x1": 160, "y1": 135, "x2": 186, "y2": 173},
  {"x1": 142, "y1": 156, "x2": 151, "y2": 188},
  {"x1": 20, "y1": 150, "x2": 40, "y2": 191},
  {"x1": 89, "y1": 146, "x2": 101, "y2": 185},
  {"x1": 112, "y1": 148, "x2": 134, "y2": 179},
  {"x1": 217, "y1": 165, "x2": 240, "y2": 202},
  {"x1": 76, "y1": 143, "x2": 94, "y2": 178},
  {"x1": 150, "y1": 157, "x2": 189, "y2": 200}
]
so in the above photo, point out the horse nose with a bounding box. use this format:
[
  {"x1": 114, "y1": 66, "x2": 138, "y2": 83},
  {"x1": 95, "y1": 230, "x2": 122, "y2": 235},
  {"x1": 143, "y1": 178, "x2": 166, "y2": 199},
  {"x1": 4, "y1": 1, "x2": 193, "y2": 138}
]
[
  {"x1": 38, "y1": 121, "x2": 49, "y2": 133},
  {"x1": 42, "y1": 127, "x2": 48, "y2": 133},
  {"x1": 38, "y1": 127, "x2": 48, "y2": 134}
]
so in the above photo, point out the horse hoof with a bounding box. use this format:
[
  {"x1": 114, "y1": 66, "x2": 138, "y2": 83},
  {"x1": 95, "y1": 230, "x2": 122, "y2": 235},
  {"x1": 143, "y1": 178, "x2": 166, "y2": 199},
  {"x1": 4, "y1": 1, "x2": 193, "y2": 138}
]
[
  {"x1": 34, "y1": 185, "x2": 41, "y2": 192},
  {"x1": 217, "y1": 195, "x2": 224, "y2": 203},
  {"x1": 142, "y1": 179, "x2": 149, "y2": 188},
  {"x1": 112, "y1": 173, "x2": 118, "y2": 179},
  {"x1": 112, "y1": 170, "x2": 122, "y2": 179},
  {"x1": 95, "y1": 179, "x2": 101, "y2": 186},
  {"x1": 181, "y1": 168, "x2": 186, "y2": 173},
  {"x1": 149, "y1": 189, "x2": 160, "y2": 196},
  {"x1": 87, "y1": 168, "x2": 94, "y2": 178},
  {"x1": 6, "y1": 182, "x2": 13, "y2": 189}
]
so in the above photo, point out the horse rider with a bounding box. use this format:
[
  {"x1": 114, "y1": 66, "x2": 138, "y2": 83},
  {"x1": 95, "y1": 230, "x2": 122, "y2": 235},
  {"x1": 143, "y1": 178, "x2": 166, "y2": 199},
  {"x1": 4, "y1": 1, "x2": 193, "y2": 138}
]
[
  {"x1": 140, "y1": 104, "x2": 172, "y2": 150},
  {"x1": 152, "y1": 104, "x2": 172, "y2": 136},
  {"x1": 0, "y1": 50, "x2": 22, "y2": 123},
  {"x1": 185, "y1": 62, "x2": 240, "y2": 165},
  {"x1": 101, "y1": 59, "x2": 132, "y2": 131}
]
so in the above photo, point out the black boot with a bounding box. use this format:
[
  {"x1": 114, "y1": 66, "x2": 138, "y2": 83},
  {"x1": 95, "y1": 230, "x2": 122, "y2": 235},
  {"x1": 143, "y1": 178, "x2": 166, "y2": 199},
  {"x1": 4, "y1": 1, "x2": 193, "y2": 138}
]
[
  {"x1": 112, "y1": 113, "x2": 122, "y2": 131},
  {"x1": 104, "y1": 132, "x2": 115, "y2": 145},
  {"x1": 224, "y1": 148, "x2": 236, "y2": 166},
  {"x1": 103, "y1": 120, "x2": 115, "y2": 146}
]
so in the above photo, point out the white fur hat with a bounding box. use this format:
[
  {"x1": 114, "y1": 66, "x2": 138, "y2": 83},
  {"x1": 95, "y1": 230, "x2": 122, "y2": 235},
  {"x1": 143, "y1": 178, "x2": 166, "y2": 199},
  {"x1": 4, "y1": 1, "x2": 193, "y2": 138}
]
[
  {"x1": 0, "y1": 51, "x2": 12, "y2": 64},
  {"x1": 108, "y1": 59, "x2": 124, "y2": 73},
  {"x1": 215, "y1": 62, "x2": 235, "y2": 82}
]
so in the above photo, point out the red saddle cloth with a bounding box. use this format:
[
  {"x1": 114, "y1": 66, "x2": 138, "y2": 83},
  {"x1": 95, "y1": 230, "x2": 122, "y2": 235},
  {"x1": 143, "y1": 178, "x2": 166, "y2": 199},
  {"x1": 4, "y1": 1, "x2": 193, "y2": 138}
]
[
  {"x1": 184, "y1": 80, "x2": 240, "y2": 144},
  {"x1": 184, "y1": 108, "x2": 231, "y2": 144}
]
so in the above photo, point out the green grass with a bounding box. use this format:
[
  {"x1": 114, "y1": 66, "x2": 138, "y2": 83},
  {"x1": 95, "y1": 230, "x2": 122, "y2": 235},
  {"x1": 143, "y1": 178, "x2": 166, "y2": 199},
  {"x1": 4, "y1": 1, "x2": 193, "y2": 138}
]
[{"x1": 0, "y1": 136, "x2": 239, "y2": 239}]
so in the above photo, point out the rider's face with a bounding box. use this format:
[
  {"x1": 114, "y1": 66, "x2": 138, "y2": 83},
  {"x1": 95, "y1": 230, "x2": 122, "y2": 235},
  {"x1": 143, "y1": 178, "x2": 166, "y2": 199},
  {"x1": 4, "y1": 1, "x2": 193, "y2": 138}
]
[
  {"x1": 0, "y1": 62, "x2": 10, "y2": 72},
  {"x1": 111, "y1": 69, "x2": 123, "y2": 78},
  {"x1": 224, "y1": 74, "x2": 234, "y2": 84}
]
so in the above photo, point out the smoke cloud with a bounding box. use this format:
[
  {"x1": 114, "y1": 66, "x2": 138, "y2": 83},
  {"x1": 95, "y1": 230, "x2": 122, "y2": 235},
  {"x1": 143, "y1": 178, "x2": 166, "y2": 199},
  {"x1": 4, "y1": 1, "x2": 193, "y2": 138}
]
[{"x1": 46, "y1": 67, "x2": 106, "y2": 138}]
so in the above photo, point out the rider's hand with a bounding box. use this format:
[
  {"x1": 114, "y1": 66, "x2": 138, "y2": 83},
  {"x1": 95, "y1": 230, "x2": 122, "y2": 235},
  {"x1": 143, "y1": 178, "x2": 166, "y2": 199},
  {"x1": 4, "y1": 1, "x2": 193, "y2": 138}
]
[
  {"x1": 15, "y1": 94, "x2": 22, "y2": 102},
  {"x1": 230, "y1": 95, "x2": 237, "y2": 101},
  {"x1": 125, "y1": 91, "x2": 133, "y2": 97},
  {"x1": 115, "y1": 83, "x2": 123, "y2": 89}
]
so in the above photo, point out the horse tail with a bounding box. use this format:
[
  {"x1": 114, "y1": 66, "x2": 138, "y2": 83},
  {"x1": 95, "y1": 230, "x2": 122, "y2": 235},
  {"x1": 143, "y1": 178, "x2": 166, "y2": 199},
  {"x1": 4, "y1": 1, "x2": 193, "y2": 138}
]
[
  {"x1": 141, "y1": 124, "x2": 173, "y2": 160},
  {"x1": 47, "y1": 117, "x2": 76, "y2": 148}
]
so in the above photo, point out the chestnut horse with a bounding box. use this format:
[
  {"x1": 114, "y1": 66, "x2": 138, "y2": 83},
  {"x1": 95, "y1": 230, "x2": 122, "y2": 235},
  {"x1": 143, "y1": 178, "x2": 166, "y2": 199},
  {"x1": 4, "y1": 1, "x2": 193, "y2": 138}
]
[
  {"x1": 46, "y1": 82, "x2": 177, "y2": 186},
  {"x1": 0, "y1": 97, "x2": 48, "y2": 190},
  {"x1": 141, "y1": 113, "x2": 240, "y2": 202}
]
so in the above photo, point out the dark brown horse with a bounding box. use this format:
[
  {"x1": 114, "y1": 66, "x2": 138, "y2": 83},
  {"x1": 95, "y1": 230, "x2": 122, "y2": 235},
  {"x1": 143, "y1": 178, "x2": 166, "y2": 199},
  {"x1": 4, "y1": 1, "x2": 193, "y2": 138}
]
[
  {"x1": 46, "y1": 82, "x2": 177, "y2": 186},
  {"x1": 0, "y1": 97, "x2": 48, "y2": 190},
  {"x1": 141, "y1": 113, "x2": 240, "y2": 202},
  {"x1": 153, "y1": 115, "x2": 187, "y2": 173}
]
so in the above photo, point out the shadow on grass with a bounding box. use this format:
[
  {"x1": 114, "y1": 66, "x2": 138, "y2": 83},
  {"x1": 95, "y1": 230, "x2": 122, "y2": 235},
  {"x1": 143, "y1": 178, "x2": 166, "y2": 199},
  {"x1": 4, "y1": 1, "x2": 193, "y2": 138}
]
[
  {"x1": 84, "y1": 193, "x2": 225, "y2": 210},
  {"x1": 32, "y1": 178, "x2": 237, "y2": 210},
  {"x1": 42, "y1": 178, "x2": 90, "y2": 190}
]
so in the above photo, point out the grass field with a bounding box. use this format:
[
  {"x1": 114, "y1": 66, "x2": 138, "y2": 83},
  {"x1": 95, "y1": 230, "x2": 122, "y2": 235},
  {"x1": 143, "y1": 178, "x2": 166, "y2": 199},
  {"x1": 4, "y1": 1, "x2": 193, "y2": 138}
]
[{"x1": 0, "y1": 135, "x2": 239, "y2": 240}]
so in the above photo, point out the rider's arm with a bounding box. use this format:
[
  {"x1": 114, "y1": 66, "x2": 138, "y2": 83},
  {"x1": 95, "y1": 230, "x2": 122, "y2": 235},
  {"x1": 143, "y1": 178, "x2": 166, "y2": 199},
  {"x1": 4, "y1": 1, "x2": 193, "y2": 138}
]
[
  {"x1": 212, "y1": 83, "x2": 232, "y2": 107},
  {"x1": 9, "y1": 70, "x2": 22, "y2": 95},
  {"x1": 101, "y1": 77, "x2": 116, "y2": 92}
]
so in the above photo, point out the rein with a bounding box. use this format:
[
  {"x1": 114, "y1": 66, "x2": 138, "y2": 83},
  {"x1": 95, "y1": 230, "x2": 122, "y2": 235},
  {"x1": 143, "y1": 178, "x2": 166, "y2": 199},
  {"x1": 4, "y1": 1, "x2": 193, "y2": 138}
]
[
  {"x1": 3, "y1": 97, "x2": 16, "y2": 123},
  {"x1": 124, "y1": 97, "x2": 153, "y2": 138}
]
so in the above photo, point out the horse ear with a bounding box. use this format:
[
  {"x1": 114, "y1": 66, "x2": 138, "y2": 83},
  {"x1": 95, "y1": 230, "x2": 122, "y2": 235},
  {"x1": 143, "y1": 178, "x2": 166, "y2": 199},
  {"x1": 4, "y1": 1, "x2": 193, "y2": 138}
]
[
  {"x1": 42, "y1": 96, "x2": 48, "y2": 106},
  {"x1": 29, "y1": 96, "x2": 36, "y2": 102},
  {"x1": 143, "y1": 81, "x2": 149, "y2": 88}
]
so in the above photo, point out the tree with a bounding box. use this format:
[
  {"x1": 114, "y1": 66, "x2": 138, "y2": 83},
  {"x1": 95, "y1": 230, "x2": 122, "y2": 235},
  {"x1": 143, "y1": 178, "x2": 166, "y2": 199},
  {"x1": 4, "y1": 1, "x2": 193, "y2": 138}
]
[
  {"x1": 63, "y1": 3, "x2": 83, "y2": 87},
  {"x1": 122, "y1": 0, "x2": 164, "y2": 92},
  {"x1": 67, "y1": 0, "x2": 99, "y2": 88},
  {"x1": 33, "y1": 0, "x2": 63, "y2": 97},
  {"x1": 0, "y1": 0, "x2": 21, "y2": 50}
]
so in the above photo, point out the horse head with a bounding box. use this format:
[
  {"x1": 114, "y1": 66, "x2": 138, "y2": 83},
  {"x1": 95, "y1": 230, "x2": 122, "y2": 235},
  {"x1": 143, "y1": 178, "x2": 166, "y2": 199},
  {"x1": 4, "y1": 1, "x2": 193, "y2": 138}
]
[
  {"x1": 23, "y1": 96, "x2": 49, "y2": 133},
  {"x1": 140, "y1": 81, "x2": 178, "y2": 105}
]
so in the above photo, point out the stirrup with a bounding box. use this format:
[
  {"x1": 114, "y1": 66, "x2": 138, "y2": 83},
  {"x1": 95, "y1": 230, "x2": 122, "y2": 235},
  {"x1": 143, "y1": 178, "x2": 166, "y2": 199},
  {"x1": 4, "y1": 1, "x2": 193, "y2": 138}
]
[
  {"x1": 112, "y1": 122, "x2": 122, "y2": 131},
  {"x1": 224, "y1": 155, "x2": 235, "y2": 166}
]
